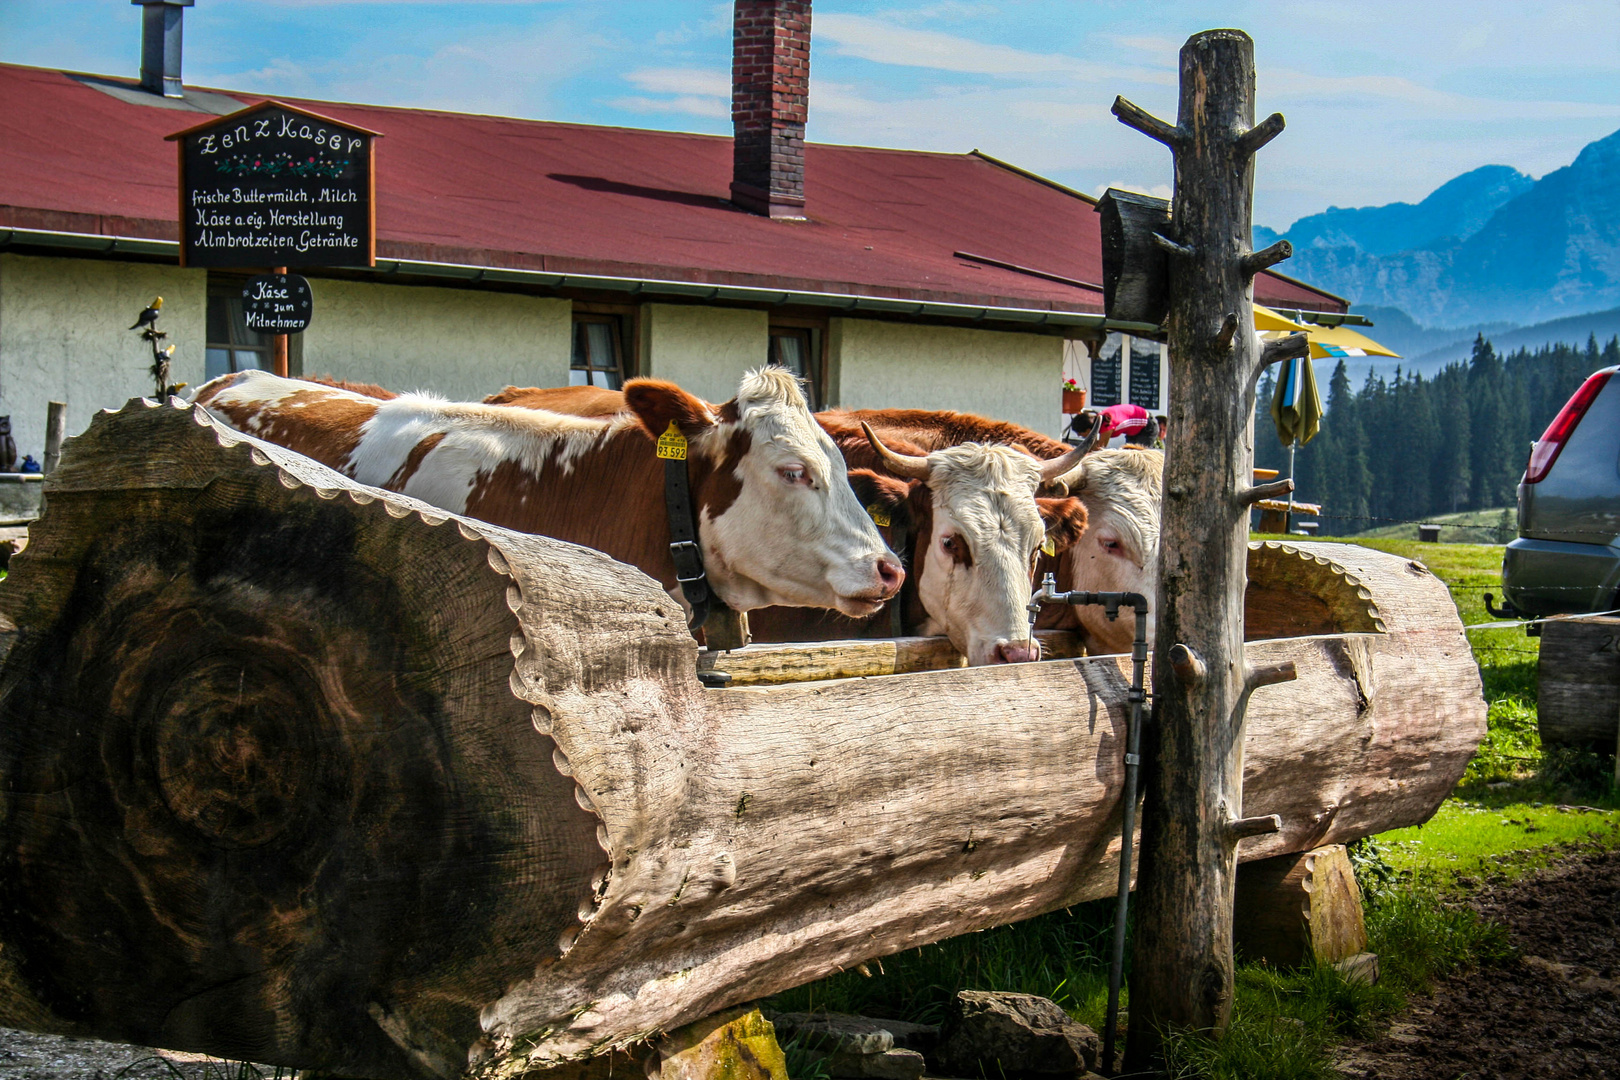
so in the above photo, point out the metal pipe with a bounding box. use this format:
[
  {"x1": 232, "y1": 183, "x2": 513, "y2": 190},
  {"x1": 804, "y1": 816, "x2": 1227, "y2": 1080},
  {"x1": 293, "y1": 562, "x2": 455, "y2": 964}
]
[{"x1": 1028, "y1": 575, "x2": 1149, "y2": 1076}]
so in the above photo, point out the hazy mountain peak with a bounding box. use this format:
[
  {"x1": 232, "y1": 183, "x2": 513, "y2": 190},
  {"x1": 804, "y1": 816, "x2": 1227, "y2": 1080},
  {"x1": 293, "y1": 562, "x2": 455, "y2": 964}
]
[
  {"x1": 1254, "y1": 127, "x2": 1620, "y2": 326},
  {"x1": 1266, "y1": 164, "x2": 1532, "y2": 257}
]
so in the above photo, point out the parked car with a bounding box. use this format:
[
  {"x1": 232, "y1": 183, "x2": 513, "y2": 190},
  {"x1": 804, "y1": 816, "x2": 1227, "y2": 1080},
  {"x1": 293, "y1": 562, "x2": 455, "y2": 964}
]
[{"x1": 1499, "y1": 365, "x2": 1620, "y2": 616}]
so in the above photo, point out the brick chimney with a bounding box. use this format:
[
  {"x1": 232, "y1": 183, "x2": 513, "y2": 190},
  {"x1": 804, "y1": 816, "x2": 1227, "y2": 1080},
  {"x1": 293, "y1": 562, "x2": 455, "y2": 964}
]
[
  {"x1": 133, "y1": 0, "x2": 195, "y2": 98},
  {"x1": 731, "y1": 1, "x2": 810, "y2": 220}
]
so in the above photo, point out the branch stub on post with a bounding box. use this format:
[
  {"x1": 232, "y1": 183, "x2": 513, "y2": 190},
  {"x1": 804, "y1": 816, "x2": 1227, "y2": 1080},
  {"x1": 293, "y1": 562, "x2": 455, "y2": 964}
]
[
  {"x1": 1237, "y1": 113, "x2": 1286, "y2": 156},
  {"x1": 1111, "y1": 96, "x2": 1183, "y2": 148}
]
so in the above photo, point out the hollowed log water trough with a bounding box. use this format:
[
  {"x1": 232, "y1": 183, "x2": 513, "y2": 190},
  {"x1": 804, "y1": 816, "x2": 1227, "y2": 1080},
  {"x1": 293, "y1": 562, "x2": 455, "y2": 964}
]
[{"x1": 0, "y1": 399, "x2": 1484, "y2": 1079}]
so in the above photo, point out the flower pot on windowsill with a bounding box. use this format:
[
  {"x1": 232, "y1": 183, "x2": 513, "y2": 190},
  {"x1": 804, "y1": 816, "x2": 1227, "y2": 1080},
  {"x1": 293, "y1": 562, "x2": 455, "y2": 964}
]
[{"x1": 1062, "y1": 389, "x2": 1087, "y2": 414}]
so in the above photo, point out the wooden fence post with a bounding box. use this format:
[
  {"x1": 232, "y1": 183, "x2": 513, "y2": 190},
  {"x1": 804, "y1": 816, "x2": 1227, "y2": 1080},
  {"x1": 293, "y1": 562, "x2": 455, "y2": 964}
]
[
  {"x1": 42, "y1": 402, "x2": 66, "y2": 477},
  {"x1": 1112, "y1": 29, "x2": 1311, "y2": 1066}
]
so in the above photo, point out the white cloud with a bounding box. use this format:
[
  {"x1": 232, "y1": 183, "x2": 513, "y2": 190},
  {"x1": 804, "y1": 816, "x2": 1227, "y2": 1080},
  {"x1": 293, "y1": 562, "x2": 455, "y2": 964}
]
[
  {"x1": 1268, "y1": 69, "x2": 1620, "y2": 121},
  {"x1": 609, "y1": 94, "x2": 728, "y2": 119},
  {"x1": 202, "y1": 17, "x2": 607, "y2": 121},
  {"x1": 624, "y1": 67, "x2": 728, "y2": 97},
  {"x1": 254, "y1": 0, "x2": 560, "y2": 5},
  {"x1": 814, "y1": 13, "x2": 1173, "y2": 84}
]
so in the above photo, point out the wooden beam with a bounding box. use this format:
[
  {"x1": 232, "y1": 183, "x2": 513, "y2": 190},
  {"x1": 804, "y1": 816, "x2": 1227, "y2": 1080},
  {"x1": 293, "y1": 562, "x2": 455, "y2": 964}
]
[
  {"x1": 1537, "y1": 616, "x2": 1620, "y2": 746},
  {"x1": 697, "y1": 630, "x2": 1088, "y2": 686}
]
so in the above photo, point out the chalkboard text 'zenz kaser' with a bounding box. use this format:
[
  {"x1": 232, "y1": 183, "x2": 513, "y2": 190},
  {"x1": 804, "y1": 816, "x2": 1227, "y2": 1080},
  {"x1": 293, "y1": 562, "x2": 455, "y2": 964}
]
[{"x1": 169, "y1": 102, "x2": 378, "y2": 269}]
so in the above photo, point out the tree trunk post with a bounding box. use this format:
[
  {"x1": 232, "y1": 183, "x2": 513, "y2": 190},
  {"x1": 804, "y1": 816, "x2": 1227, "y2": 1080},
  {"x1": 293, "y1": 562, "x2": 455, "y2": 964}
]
[
  {"x1": 1114, "y1": 29, "x2": 1310, "y2": 1066},
  {"x1": 42, "y1": 402, "x2": 66, "y2": 477}
]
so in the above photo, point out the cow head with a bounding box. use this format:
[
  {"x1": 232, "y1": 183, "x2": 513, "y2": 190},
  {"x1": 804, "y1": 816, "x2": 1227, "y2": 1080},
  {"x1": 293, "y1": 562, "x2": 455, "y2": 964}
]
[
  {"x1": 1048, "y1": 448, "x2": 1163, "y2": 654},
  {"x1": 626, "y1": 369, "x2": 903, "y2": 617},
  {"x1": 864, "y1": 426, "x2": 1088, "y2": 665}
]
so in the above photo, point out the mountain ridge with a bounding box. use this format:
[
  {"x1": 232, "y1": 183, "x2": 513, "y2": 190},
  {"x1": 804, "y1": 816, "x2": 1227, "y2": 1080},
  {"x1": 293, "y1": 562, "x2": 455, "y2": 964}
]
[{"x1": 1257, "y1": 128, "x2": 1620, "y2": 327}]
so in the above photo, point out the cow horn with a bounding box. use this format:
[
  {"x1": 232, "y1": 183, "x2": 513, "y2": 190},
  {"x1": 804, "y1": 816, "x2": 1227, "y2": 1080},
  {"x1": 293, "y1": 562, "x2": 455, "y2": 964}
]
[
  {"x1": 862, "y1": 422, "x2": 931, "y2": 481},
  {"x1": 1040, "y1": 414, "x2": 1105, "y2": 492},
  {"x1": 1038, "y1": 442, "x2": 1091, "y2": 485}
]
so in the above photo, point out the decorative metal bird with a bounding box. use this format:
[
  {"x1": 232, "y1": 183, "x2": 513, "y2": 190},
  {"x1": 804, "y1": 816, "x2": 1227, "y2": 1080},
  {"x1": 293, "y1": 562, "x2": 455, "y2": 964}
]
[
  {"x1": 129, "y1": 296, "x2": 163, "y2": 331},
  {"x1": 150, "y1": 344, "x2": 175, "y2": 399}
]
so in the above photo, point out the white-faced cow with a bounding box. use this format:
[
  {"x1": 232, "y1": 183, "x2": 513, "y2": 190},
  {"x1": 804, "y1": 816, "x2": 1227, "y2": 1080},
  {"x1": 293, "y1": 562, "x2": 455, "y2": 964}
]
[
  {"x1": 192, "y1": 368, "x2": 903, "y2": 621},
  {"x1": 823, "y1": 409, "x2": 1162, "y2": 656},
  {"x1": 478, "y1": 383, "x2": 1091, "y2": 666}
]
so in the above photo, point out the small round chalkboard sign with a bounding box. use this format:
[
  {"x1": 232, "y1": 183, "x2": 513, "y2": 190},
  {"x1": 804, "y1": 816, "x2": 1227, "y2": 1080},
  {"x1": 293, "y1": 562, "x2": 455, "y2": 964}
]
[{"x1": 242, "y1": 274, "x2": 314, "y2": 334}]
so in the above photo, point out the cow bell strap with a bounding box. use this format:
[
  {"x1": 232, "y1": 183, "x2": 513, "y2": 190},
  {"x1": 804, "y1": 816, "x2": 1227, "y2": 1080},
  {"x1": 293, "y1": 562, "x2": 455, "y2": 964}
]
[{"x1": 658, "y1": 422, "x2": 711, "y2": 631}]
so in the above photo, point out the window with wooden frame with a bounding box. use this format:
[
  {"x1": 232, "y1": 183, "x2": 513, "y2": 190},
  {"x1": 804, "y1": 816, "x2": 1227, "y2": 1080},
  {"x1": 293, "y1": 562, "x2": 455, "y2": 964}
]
[
  {"x1": 768, "y1": 322, "x2": 823, "y2": 409},
  {"x1": 205, "y1": 275, "x2": 272, "y2": 381},
  {"x1": 570, "y1": 312, "x2": 630, "y2": 388},
  {"x1": 205, "y1": 274, "x2": 302, "y2": 382}
]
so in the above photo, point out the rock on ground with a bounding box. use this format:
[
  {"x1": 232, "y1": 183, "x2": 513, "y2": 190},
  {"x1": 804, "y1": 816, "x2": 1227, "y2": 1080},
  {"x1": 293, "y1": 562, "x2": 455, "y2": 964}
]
[{"x1": 933, "y1": 991, "x2": 1099, "y2": 1077}]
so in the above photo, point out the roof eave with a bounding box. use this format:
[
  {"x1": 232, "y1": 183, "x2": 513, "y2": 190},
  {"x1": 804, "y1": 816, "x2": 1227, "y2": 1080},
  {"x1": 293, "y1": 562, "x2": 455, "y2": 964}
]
[{"x1": 0, "y1": 226, "x2": 1139, "y2": 332}]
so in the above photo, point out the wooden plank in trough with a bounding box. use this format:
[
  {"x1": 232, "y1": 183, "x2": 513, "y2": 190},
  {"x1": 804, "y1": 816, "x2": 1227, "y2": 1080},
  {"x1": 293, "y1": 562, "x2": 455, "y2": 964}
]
[{"x1": 697, "y1": 630, "x2": 1087, "y2": 685}]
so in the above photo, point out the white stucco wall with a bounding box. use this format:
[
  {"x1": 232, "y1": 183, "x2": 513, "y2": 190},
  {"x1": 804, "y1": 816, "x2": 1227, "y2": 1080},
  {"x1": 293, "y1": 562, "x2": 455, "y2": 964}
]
[
  {"x1": 0, "y1": 253, "x2": 207, "y2": 462},
  {"x1": 299, "y1": 279, "x2": 572, "y2": 399},
  {"x1": 829, "y1": 318, "x2": 1065, "y2": 436},
  {"x1": 641, "y1": 303, "x2": 769, "y2": 404}
]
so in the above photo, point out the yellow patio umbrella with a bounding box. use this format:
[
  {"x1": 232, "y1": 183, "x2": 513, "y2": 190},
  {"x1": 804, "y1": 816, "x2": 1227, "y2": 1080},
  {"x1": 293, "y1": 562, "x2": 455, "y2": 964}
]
[
  {"x1": 1301, "y1": 323, "x2": 1401, "y2": 359},
  {"x1": 1257, "y1": 318, "x2": 1401, "y2": 360},
  {"x1": 1252, "y1": 304, "x2": 1313, "y2": 333}
]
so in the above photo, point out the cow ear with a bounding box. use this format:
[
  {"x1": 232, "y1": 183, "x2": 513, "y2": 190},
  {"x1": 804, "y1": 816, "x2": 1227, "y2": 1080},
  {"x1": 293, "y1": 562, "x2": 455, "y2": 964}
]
[
  {"x1": 846, "y1": 468, "x2": 913, "y2": 520},
  {"x1": 624, "y1": 379, "x2": 715, "y2": 439},
  {"x1": 1037, "y1": 497, "x2": 1089, "y2": 553}
]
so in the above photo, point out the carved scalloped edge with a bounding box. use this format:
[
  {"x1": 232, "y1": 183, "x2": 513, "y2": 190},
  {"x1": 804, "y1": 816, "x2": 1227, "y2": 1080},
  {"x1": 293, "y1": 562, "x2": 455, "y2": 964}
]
[
  {"x1": 1250, "y1": 539, "x2": 1386, "y2": 634},
  {"x1": 155, "y1": 398, "x2": 612, "y2": 962}
]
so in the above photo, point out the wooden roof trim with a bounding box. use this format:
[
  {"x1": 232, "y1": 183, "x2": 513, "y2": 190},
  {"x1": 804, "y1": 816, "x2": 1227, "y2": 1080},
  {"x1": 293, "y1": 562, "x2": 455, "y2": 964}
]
[{"x1": 163, "y1": 98, "x2": 385, "y2": 141}]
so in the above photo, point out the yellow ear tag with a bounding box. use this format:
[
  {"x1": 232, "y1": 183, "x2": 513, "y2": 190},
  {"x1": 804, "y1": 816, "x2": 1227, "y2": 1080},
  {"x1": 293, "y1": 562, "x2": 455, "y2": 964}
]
[
  {"x1": 1041, "y1": 536, "x2": 1057, "y2": 557},
  {"x1": 656, "y1": 420, "x2": 688, "y2": 461},
  {"x1": 866, "y1": 504, "x2": 892, "y2": 528}
]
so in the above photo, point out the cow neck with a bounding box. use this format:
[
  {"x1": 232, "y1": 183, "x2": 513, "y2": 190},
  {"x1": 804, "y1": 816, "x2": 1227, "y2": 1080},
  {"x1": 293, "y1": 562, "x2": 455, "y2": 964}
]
[{"x1": 662, "y1": 448, "x2": 712, "y2": 631}]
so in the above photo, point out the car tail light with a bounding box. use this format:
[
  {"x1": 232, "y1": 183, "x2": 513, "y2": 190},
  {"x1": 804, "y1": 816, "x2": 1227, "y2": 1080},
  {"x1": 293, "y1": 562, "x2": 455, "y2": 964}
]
[{"x1": 1525, "y1": 370, "x2": 1613, "y2": 483}]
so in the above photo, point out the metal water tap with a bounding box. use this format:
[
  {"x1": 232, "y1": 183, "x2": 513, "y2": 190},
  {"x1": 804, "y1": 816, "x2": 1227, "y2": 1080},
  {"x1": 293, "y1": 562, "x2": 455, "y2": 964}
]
[{"x1": 1028, "y1": 571, "x2": 1059, "y2": 631}]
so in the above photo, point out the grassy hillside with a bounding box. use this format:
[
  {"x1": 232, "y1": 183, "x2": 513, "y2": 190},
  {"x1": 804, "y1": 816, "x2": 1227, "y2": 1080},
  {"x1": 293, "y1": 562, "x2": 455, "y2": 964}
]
[{"x1": 1348, "y1": 507, "x2": 1516, "y2": 543}]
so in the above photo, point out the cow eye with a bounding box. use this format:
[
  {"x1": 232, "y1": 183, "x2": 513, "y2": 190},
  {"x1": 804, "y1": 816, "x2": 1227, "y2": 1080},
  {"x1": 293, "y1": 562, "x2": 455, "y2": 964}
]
[
  {"x1": 1099, "y1": 536, "x2": 1124, "y2": 555},
  {"x1": 778, "y1": 464, "x2": 810, "y2": 486}
]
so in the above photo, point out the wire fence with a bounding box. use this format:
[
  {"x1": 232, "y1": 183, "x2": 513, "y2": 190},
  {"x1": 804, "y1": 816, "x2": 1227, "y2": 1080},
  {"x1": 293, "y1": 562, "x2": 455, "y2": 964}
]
[{"x1": 1301, "y1": 511, "x2": 1519, "y2": 543}]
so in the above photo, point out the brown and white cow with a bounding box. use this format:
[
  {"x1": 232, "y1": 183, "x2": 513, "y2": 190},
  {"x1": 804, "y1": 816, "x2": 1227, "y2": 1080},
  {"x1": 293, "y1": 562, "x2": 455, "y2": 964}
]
[
  {"x1": 823, "y1": 409, "x2": 1162, "y2": 656},
  {"x1": 826, "y1": 422, "x2": 1089, "y2": 665},
  {"x1": 193, "y1": 368, "x2": 903, "y2": 620},
  {"x1": 480, "y1": 384, "x2": 1091, "y2": 665}
]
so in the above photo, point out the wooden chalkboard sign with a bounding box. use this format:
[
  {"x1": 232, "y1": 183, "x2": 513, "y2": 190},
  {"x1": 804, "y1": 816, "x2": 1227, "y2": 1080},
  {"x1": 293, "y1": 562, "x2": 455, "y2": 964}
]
[
  {"x1": 1129, "y1": 341, "x2": 1162, "y2": 409},
  {"x1": 1091, "y1": 348, "x2": 1122, "y2": 407},
  {"x1": 167, "y1": 101, "x2": 379, "y2": 269},
  {"x1": 242, "y1": 273, "x2": 313, "y2": 334}
]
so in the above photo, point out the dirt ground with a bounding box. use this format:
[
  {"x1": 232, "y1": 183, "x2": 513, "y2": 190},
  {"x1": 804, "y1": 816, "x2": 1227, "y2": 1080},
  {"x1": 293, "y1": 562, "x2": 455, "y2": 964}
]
[{"x1": 1337, "y1": 846, "x2": 1620, "y2": 1080}]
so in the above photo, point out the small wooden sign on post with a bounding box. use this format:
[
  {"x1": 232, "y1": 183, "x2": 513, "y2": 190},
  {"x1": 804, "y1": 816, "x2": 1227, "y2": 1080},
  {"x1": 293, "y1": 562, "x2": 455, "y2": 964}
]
[
  {"x1": 167, "y1": 101, "x2": 379, "y2": 375},
  {"x1": 242, "y1": 273, "x2": 314, "y2": 335}
]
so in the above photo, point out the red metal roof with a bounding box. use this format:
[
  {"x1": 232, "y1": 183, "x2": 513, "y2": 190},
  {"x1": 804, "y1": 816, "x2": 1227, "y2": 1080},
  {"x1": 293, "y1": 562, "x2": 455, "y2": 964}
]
[{"x1": 0, "y1": 63, "x2": 1345, "y2": 315}]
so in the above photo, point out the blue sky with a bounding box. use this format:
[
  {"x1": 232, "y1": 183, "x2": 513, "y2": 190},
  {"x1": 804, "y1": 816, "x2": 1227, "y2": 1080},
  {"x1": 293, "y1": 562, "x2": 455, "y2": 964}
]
[{"x1": 4, "y1": 0, "x2": 1618, "y2": 229}]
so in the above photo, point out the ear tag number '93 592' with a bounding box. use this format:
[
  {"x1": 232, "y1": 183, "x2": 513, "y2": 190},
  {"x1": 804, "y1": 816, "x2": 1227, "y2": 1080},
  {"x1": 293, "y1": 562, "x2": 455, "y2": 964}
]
[
  {"x1": 866, "y1": 504, "x2": 892, "y2": 528},
  {"x1": 656, "y1": 421, "x2": 688, "y2": 460}
]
